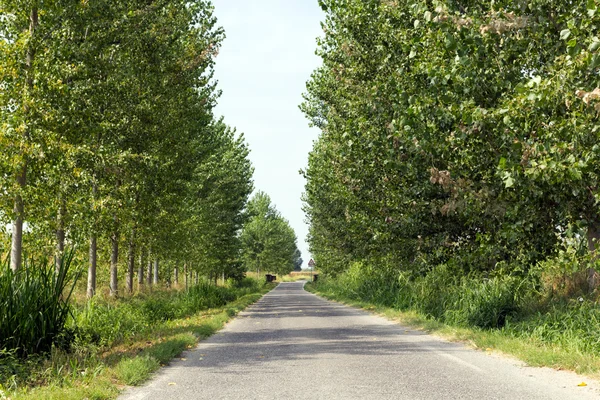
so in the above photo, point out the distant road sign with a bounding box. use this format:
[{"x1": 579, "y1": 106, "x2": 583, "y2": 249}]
[{"x1": 308, "y1": 259, "x2": 315, "y2": 267}]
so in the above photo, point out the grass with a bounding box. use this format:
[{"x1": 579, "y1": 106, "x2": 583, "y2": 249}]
[
  {"x1": 306, "y1": 282, "x2": 600, "y2": 380},
  {"x1": 1, "y1": 282, "x2": 274, "y2": 400}
]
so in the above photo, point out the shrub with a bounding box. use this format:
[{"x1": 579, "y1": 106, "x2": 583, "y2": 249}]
[{"x1": 0, "y1": 252, "x2": 81, "y2": 356}]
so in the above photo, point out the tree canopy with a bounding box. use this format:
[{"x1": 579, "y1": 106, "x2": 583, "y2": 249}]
[
  {"x1": 302, "y1": 0, "x2": 600, "y2": 290},
  {"x1": 241, "y1": 191, "x2": 300, "y2": 276}
]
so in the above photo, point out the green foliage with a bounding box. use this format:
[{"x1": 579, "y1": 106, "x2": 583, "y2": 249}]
[
  {"x1": 72, "y1": 280, "x2": 263, "y2": 347},
  {"x1": 241, "y1": 192, "x2": 301, "y2": 276},
  {"x1": 301, "y1": 0, "x2": 600, "y2": 327},
  {"x1": 0, "y1": 0, "x2": 254, "y2": 295},
  {"x1": 0, "y1": 252, "x2": 80, "y2": 356},
  {"x1": 317, "y1": 264, "x2": 529, "y2": 329}
]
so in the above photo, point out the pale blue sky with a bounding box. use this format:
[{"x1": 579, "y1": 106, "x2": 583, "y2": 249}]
[{"x1": 212, "y1": 1, "x2": 324, "y2": 268}]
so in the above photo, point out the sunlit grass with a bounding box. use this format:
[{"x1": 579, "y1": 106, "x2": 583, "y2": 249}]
[
  {"x1": 307, "y1": 282, "x2": 600, "y2": 380},
  {"x1": 3, "y1": 283, "x2": 273, "y2": 400}
]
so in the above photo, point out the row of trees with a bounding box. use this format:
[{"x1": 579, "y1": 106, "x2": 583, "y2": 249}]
[
  {"x1": 0, "y1": 0, "x2": 255, "y2": 296},
  {"x1": 241, "y1": 191, "x2": 302, "y2": 276},
  {"x1": 302, "y1": 0, "x2": 600, "y2": 289}
]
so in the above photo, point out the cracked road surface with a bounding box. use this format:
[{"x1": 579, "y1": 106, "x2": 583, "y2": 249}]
[{"x1": 120, "y1": 281, "x2": 599, "y2": 400}]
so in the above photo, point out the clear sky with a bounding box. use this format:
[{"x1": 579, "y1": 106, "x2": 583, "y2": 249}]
[{"x1": 211, "y1": 1, "x2": 324, "y2": 268}]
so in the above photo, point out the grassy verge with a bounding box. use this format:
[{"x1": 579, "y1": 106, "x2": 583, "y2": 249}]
[
  {"x1": 1, "y1": 283, "x2": 274, "y2": 400},
  {"x1": 306, "y1": 282, "x2": 600, "y2": 380}
]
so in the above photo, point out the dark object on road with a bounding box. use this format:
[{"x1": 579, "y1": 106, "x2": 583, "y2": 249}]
[
  {"x1": 265, "y1": 274, "x2": 277, "y2": 283},
  {"x1": 313, "y1": 274, "x2": 318, "y2": 282}
]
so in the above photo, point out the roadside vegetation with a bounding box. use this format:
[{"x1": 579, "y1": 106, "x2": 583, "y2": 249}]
[
  {"x1": 302, "y1": 0, "x2": 600, "y2": 378},
  {"x1": 0, "y1": 255, "x2": 271, "y2": 399},
  {"x1": 0, "y1": 0, "x2": 300, "y2": 398}
]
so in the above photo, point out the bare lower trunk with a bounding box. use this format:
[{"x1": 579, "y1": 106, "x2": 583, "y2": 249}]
[
  {"x1": 138, "y1": 247, "x2": 145, "y2": 286},
  {"x1": 87, "y1": 182, "x2": 98, "y2": 298},
  {"x1": 147, "y1": 259, "x2": 152, "y2": 286},
  {"x1": 174, "y1": 265, "x2": 179, "y2": 286},
  {"x1": 587, "y1": 222, "x2": 600, "y2": 292},
  {"x1": 110, "y1": 226, "x2": 119, "y2": 297},
  {"x1": 10, "y1": 8, "x2": 37, "y2": 273},
  {"x1": 126, "y1": 228, "x2": 136, "y2": 294},
  {"x1": 195, "y1": 271, "x2": 199, "y2": 285},
  {"x1": 10, "y1": 182, "x2": 25, "y2": 272},
  {"x1": 55, "y1": 200, "x2": 66, "y2": 273},
  {"x1": 184, "y1": 263, "x2": 188, "y2": 291},
  {"x1": 87, "y1": 235, "x2": 97, "y2": 298},
  {"x1": 153, "y1": 260, "x2": 159, "y2": 285}
]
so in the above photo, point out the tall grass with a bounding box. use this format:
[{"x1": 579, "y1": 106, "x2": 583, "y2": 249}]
[
  {"x1": 72, "y1": 277, "x2": 264, "y2": 347},
  {"x1": 0, "y1": 252, "x2": 80, "y2": 356},
  {"x1": 313, "y1": 260, "x2": 600, "y2": 358}
]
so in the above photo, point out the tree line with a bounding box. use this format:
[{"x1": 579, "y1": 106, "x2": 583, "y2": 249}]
[
  {"x1": 0, "y1": 0, "x2": 298, "y2": 296},
  {"x1": 302, "y1": 0, "x2": 600, "y2": 290}
]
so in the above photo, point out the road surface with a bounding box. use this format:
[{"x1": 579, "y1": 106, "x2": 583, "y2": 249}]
[{"x1": 120, "y1": 281, "x2": 599, "y2": 400}]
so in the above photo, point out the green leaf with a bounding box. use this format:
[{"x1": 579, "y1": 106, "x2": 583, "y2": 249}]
[{"x1": 560, "y1": 29, "x2": 571, "y2": 40}]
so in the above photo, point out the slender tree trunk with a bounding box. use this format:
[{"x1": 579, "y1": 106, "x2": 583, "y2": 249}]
[
  {"x1": 10, "y1": 7, "x2": 38, "y2": 273},
  {"x1": 87, "y1": 235, "x2": 97, "y2": 298},
  {"x1": 587, "y1": 222, "x2": 600, "y2": 292},
  {"x1": 138, "y1": 247, "x2": 145, "y2": 287},
  {"x1": 153, "y1": 259, "x2": 159, "y2": 285},
  {"x1": 126, "y1": 227, "x2": 136, "y2": 294},
  {"x1": 110, "y1": 222, "x2": 119, "y2": 297},
  {"x1": 147, "y1": 258, "x2": 152, "y2": 286},
  {"x1": 195, "y1": 271, "x2": 199, "y2": 285},
  {"x1": 174, "y1": 265, "x2": 179, "y2": 286},
  {"x1": 55, "y1": 199, "x2": 66, "y2": 273},
  {"x1": 184, "y1": 263, "x2": 188, "y2": 291},
  {"x1": 87, "y1": 182, "x2": 98, "y2": 298}
]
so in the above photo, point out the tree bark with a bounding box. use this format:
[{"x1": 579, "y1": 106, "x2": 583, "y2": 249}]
[
  {"x1": 110, "y1": 223, "x2": 119, "y2": 297},
  {"x1": 195, "y1": 271, "x2": 199, "y2": 285},
  {"x1": 55, "y1": 199, "x2": 66, "y2": 273},
  {"x1": 87, "y1": 235, "x2": 97, "y2": 298},
  {"x1": 87, "y1": 182, "x2": 98, "y2": 298},
  {"x1": 587, "y1": 222, "x2": 600, "y2": 292},
  {"x1": 184, "y1": 263, "x2": 188, "y2": 291},
  {"x1": 153, "y1": 259, "x2": 159, "y2": 285},
  {"x1": 126, "y1": 227, "x2": 136, "y2": 294},
  {"x1": 147, "y1": 258, "x2": 153, "y2": 286},
  {"x1": 138, "y1": 247, "x2": 145, "y2": 287},
  {"x1": 10, "y1": 7, "x2": 38, "y2": 272},
  {"x1": 174, "y1": 265, "x2": 179, "y2": 286}
]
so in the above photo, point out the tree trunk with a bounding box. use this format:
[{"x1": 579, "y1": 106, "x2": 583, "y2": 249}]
[
  {"x1": 10, "y1": 7, "x2": 38, "y2": 273},
  {"x1": 184, "y1": 263, "x2": 188, "y2": 291},
  {"x1": 195, "y1": 271, "x2": 199, "y2": 285},
  {"x1": 174, "y1": 265, "x2": 179, "y2": 286},
  {"x1": 147, "y1": 258, "x2": 152, "y2": 286},
  {"x1": 126, "y1": 227, "x2": 136, "y2": 294},
  {"x1": 153, "y1": 259, "x2": 159, "y2": 285},
  {"x1": 87, "y1": 235, "x2": 97, "y2": 298},
  {"x1": 138, "y1": 247, "x2": 146, "y2": 287},
  {"x1": 55, "y1": 199, "x2": 66, "y2": 273},
  {"x1": 110, "y1": 224, "x2": 119, "y2": 297},
  {"x1": 587, "y1": 222, "x2": 600, "y2": 292}
]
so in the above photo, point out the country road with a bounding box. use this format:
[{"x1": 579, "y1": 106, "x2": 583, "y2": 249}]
[{"x1": 120, "y1": 282, "x2": 599, "y2": 400}]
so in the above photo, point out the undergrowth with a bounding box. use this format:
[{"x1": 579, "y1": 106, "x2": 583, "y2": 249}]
[
  {"x1": 309, "y1": 261, "x2": 600, "y2": 376},
  {"x1": 0, "y1": 277, "x2": 271, "y2": 399}
]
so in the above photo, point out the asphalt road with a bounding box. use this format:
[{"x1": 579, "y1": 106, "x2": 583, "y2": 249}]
[{"x1": 120, "y1": 281, "x2": 599, "y2": 400}]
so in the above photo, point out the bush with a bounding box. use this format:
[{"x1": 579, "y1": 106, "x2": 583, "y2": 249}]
[
  {"x1": 505, "y1": 299, "x2": 600, "y2": 354},
  {"x1": 444, "y1": 275, "x2": 525, "y2": 329},
  {"x1": 72, "y1": 280, "x2": 260, "y2": 348},
  {"x1": 0, "y1": 252, "x2": 81, "y2": 356}
]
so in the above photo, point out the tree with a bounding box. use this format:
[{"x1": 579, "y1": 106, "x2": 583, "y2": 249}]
[
  {"x1": 302, "y1": 0, "x2": 600, "y2": 292},
  {"x1": 241, "y1": 192, "x2": 299, "y2": 276}
]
